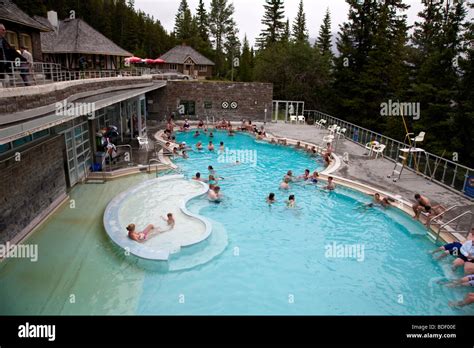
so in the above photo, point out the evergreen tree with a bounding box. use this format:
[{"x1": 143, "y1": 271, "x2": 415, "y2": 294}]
[
  {"x1": 282, "y1": 18, "x2": 290, "y2": 43},
  {"x1": 174, "y1": 0, "x2": 193, "y2": 43},
  {"x1": 292, "y1": 0, "x2": 308, "y2": 43},
  {"x1": 410, "y1": 0, "x2": 467, "y2": 155},
  {"x1": 316, "y1": 8, "x2": 333, "y2": 57},
  {"x1": 196, "y1": 0, "x2": 209, "y2": 42},
  {"x1": 209, "y1": 0, "x2": 236, "y2": 77},
  {"x1": 239, "y1": 35, "x2": 253, "y2": 81},
  {"x1": 257, "y1": 0, "x2": 285, "y2": 49}
]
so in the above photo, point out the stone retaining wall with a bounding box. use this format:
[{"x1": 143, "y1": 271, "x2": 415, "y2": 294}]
[
  {"x1": 0, "y1": 136, "x2": 67, "y2": 244},
  {"x1": 147, "y1": 81, "x2": 273, "y2": 121}
]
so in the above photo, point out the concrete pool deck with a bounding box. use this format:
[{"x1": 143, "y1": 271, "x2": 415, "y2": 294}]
[{"x1": 265, "y1": 123, "x2": 472, "y2": 207}]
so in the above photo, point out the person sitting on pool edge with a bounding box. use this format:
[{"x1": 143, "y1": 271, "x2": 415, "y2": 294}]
[
  {"x1": 412, "y1": 193, "x2": 431, "y2": 220},
  {"x1": 324, "y1": 176, "x2": 336, "y2": 191},
  {"x1": 449, "y1": 292, "x2": 474, "y2": 308},
  {"x1": 452, "y1": 229, "x2": 474, "y2": 271},
  {"x1": 431, "y1": 241, "x2": 463, "y2": 260},
  {"x1": 266, "y1": 193, "x2": 276, "y2": 205},
  {"x1": 127, "y1": 223, "x2": 158, "y2": 243},
  {"x1": 208, "y1": 186, "x2": 222, "y2": 202}
]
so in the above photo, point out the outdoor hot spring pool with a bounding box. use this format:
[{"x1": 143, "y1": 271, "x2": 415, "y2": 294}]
[{"x1": 0, "y1": 130, "x2": 472, "y2": 315}]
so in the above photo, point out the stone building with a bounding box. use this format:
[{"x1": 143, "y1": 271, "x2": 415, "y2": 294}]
[{"x1": 158, "y1": 45, "x2": 214, "y2": 80}]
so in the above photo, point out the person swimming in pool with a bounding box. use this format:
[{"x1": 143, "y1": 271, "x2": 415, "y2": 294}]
[
  {"x1": 208, "y1": 175, "x2": 218, "y2": 190},
  {"x1": 127, "y1": 223, "x2": 158, "y2": 243},
  {"x1": 208, "y1": 186, "x2": 222, "y2": 202},
  {"x1": 280, "y1": 177, "x2": 290, "y2": 190},
  {"x1": 196, "y1": 141, "x2": 203, "y2": 150},
  {"x1": 182, "y1": 150, "x2": 189, "y2": 159},
  {"x1": 193, "y1": 172, "x2": 203, "y2": 181},
  {"x1": 324, "y1": 176, "x2": 336, "y2": 191},
  {"x1": 286, "y1": 195, "x2": 296, "y2": 208},
  {"x1": 161, "y1": 213, "x2": 175, "y2": 228},
  {"x1": 266, "y1": 193, "x2": 276, "y2": 205},
  {"x1": 209, "y1": 131, "x2": 214, "y2": 138},
  {"x1": 299, "y1": 169, "x2": 311, "y2": 181},
  {"x1": 284, "y1": 170, "x2": 294, "y2": 182},
  {"x1": 311, "y1": 171, "x2": 320, "y2": 184},
  {"x1": 208, "y1": 141, "x2": 215, "y2": 151},
  {"x1": 194, "y1": 131, "x2": 200, "y2": 138},
  {"x1": 219, "y1": 141, "x2": 225, "y2": 152}
]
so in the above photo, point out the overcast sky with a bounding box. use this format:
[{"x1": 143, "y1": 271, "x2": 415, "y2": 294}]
[{"x1": 135, "y1": 0, "x2": 473, "y2": 47}]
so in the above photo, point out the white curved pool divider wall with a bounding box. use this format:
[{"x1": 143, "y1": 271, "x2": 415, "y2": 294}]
[{"x1": 103, "y1": 175, "x2": 213, "y2": 261}]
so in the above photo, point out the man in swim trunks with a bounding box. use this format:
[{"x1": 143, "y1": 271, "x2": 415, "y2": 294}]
[
  {"x1": 452, "y1": 230, "x2": 474, "y2": 270},
  {"x1": 299, "y1": 169, "x2": 311, "y2": 181},
  {"x1": 431, "y1": 241, "x2": 463, "y2": 260},
  {"x1": 412, "y1": 193, "x2": 431, "y2": 220},
  {"x1": 208, "y1": 141, "x2": 215, "y2": 151},
  {"x1": 127, "y1": 223, "x2": 156, "y2": 243}
]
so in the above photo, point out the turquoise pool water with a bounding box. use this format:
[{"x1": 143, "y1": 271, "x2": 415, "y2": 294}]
[{"x1": 0, "y1": 131, "x2": 472, "y2": 315}]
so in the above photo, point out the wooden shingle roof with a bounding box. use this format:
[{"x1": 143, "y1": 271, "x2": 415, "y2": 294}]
[
  {"x1": 159, "y1": 45, "x2": 215, "y2": 66},
  {"x1": 40, "y1": 18, "x2": 132, "y2": 56},
  {"x1": 0, "y1": 0, "x2": 51, "y2": 31}
]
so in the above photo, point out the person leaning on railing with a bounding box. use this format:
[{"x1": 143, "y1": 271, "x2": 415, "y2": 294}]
[{"x1": 0, "y1": 23, "x2": 27, "y2": 85}]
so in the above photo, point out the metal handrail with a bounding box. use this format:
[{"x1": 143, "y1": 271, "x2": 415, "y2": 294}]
[
  {"x1": 304, "y1": 109, "x2": 473, "y2": 197},
  {"x1": 436, "y1": 211, "x2": 473, "y2": 242},
  {"x1": 427, "y1": 205, "x2": 464, "y2": 229}
]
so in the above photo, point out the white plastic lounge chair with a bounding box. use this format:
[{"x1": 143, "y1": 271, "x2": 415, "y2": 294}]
[
  {"x1": 137, "y1": 136, "x2": 149, "y2": 151},
  {"x1": 289, "y1": 115, "x2": 297, "y2": 124},
  {"x1": 315, "y1": 119, "x2": 327, "y2": 128},
  {"x1": 297, "y1": 115, "x2": 305, "y2": 124}
]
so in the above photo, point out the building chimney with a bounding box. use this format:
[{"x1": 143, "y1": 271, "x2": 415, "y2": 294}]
[{"x1": 47, "y1": 10, "x2": 58, "y2": 30}]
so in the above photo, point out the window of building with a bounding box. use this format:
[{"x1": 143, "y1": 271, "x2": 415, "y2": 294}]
[
  {"x1": 19, "y1": 33, "x2": 32, "y2": 53},
  {"x1": 199, "y1": 65, "x2": 207, "y2": 72},
  {"x1": 6, "y1": 31, "x2": 19, "y2": 50},
  {"x1": 12, "y1": 135, "x2": 32, "y2": 148},
  {"x1": 169, "y1": 64, "x2": 178, "y2": 70}
]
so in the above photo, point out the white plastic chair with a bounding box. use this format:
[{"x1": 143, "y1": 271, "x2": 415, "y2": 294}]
[
  {"x1": 289, "y1": 115, "x2": 297, "y2": 124},
  {"x1": 410, "y1": 132, "x2": 425, "y2": 148},
  {"x1": 336, "y1": 127, "x2": 347, "y2": 138},
  {"x1": 323, "y1": 134, "x2": 335, "y2": 144},
  {"x1": 372, "y1": 144, "x2": 386, "y2": 159},
  {"x1": 365, "y1": 141, "x2": 379, "y2": 157},
  {"x1": 137, "y1": 136, "x2": 149, "y2": 151},
  {"x1": 297, "y1": 115, "x2": 305, "y2": 124},
  {"x1": 328, "y1": 125, "x2": 338, "y2": 134},
  {"x1": 315, "y1": 119, "x2": 327, "y2": 128}
]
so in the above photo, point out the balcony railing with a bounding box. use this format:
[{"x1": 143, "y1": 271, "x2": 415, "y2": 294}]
[
  {"x1": 0, "y1": 60, "x2": 151, "y2": 88},
  {"x1": 304, "y1": 109, "x2": 473, "y2": 199}
]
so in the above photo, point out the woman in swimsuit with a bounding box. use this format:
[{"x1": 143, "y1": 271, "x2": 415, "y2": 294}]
[{"x1": 127, "y1": 224, "x2": 157, "y2": 243}]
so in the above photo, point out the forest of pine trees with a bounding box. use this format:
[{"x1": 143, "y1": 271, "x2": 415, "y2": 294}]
[{"x1": 12, "y1": 0, "x2": 474, "y2": 166}]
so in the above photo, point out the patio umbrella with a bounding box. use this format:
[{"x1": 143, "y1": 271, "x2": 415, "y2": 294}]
[
  {"x1": 125, "y1": 56, "x2": 143, "y2": 64},
  {"x1": 152, "y1": 58, "x2": 166, "y2": 64}
]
